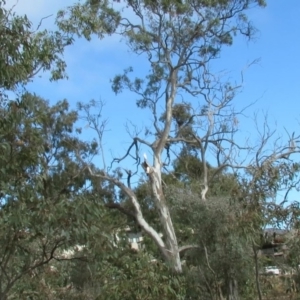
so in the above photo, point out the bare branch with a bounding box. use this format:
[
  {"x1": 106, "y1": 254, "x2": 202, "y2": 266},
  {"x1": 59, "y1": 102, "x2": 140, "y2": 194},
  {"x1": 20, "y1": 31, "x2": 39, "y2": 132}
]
[
  {"x1": 179, "y1": 244, "x2": 200, "y2": 254},
  {"x1": 108, "y1": 139, "x2": 140, "y2": 172},
  {"x1": 36, "y1": 14, "x2": 53, "y2": 32},
  {"x1": 105, "y1": 202, "x2": 135, "y2": 219}
]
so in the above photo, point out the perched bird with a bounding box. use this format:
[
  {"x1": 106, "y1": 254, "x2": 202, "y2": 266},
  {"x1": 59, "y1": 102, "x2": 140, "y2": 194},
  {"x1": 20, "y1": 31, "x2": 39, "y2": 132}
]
[{"x1": 142, "y1": 153, "x2": 150, "y2": 174}]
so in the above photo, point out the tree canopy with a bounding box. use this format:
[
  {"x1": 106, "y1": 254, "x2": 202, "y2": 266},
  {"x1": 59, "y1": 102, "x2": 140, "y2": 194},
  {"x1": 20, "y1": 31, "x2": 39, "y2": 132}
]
[{"x1": 2, "y1": 0, "x2": 300, "y2": 299}]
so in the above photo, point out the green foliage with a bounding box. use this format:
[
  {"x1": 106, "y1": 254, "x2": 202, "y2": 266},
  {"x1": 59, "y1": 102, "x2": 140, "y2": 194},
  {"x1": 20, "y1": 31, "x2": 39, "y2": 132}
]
[
  {"x1": 96, "y1": 252, "x2": 186, "y2": 300},
  {"x1": 166, "y1": 147, "x2": 239, "y2": 197},
  {"x1": 0, "y1": 0, "x2": 71, "y2": 90},
  {"x1": 56, "y1": 0, "x2": 120, "y2": 41},
  {"x1": 0, "y1": 93, "x2": 116, "y2": 299},
  {"x1": 170, "y1": 193, "x2": 257, "y2": 299}
]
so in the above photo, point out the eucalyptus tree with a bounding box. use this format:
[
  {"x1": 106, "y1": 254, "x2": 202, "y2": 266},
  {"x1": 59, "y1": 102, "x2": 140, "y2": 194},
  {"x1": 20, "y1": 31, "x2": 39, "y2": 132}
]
[
  {"x1": 0, "y1": 93, "x2": 113, "y2": 299},
  {"x1": 0, "y1": 1, "x2": 136, "y2": 299},
  {"x1": 57, "y1": 0, "x2": 270, "y2": 275},
  {"x1": 0, "y1": 3, "x2": 109, "y2": 296}
]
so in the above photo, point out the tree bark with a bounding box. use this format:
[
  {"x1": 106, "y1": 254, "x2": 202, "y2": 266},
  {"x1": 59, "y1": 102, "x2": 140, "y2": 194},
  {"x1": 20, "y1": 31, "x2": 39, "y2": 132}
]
[
  {"x1": 227, "y1": 278, "x2": 239, "y2": 300},
  {"x1": 142, "y1": 156, "x2": 182, "y2": 273},
  {"x1": 253, "y1": 244, "x2": 262, "y2": 300}
]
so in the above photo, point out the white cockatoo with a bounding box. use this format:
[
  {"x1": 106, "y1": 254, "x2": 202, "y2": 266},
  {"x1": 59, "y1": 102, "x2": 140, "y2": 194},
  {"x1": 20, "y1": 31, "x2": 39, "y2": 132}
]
[{"x1": 142, "y1": 153, "x2": 150, "y2": 174}]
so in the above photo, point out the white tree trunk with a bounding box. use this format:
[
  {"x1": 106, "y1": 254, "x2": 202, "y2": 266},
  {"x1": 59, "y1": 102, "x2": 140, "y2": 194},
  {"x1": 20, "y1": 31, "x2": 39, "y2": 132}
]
[{"x1": 143, "y1": 155, "x2": 182, "y2": 273}]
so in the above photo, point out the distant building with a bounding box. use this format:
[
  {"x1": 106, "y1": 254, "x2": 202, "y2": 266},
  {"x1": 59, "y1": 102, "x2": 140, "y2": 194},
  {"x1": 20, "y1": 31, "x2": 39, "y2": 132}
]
[
  {"x1": 127, "y1": 231, "x2": 143, "y2": 250},
  {"x1": 114, "y1": 226, "x2": 160, "y2": 251},
  {"x1": 259, "y1": 228, "x2": 289, "y2": 258}
]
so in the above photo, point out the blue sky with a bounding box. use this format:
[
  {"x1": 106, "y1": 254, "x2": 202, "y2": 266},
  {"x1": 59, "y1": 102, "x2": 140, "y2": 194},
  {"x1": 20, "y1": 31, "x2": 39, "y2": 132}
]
[{"x1": 5, "y1": 0, "x2": 300, "y2": 198}]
